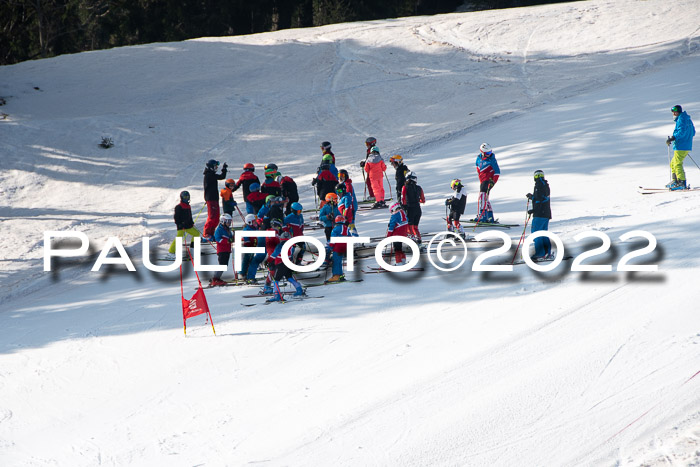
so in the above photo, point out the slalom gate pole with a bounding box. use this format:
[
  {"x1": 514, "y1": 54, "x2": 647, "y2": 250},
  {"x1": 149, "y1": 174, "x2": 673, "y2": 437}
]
[{"x1": 511, "y1": 199, "x2": 531, "y2": 265}]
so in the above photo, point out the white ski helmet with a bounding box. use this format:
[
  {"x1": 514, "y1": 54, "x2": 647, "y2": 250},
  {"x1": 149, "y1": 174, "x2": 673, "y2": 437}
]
[
  {"x1": 406, "y1": 171, "x2": 417, "y2": 182},
  {"x1": 245, "y1": 214, "x2": 257, "y2": 225},
  {"x1": 479, "y1": 142, "x2": 492, "y2": 155},
  {"x1": 220, "y1": 213, "x2": 233, "y2": 226}
]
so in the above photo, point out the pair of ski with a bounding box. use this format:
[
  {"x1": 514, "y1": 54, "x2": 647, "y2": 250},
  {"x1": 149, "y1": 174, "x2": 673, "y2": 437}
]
[{"x1": 638, "y1": 185, "x2": 699, "y2": 194}]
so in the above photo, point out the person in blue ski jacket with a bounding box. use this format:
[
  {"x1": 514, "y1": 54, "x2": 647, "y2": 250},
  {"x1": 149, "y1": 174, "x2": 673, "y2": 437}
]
[
  {"x1": 387, "y1": 202, "x2": 411, "y2": 265},
  {"x1": 526, "y1": 170, "x2": 552, "y2": 260},
  {"x1": 336, "y1": 183, "x2": 358, "y2": 236},
  {"x1": 245, "y1": 219, "x2": 270, "y2": 284},
  {"x1": 319, "y1": 193, "x2": 341, "y2": 241},
  {"x1": 210, "y1": 214, "x2": 234, "y2": 286},
  {"x1": 328, "y1": 215, "x2": 358, "y2": 283},
  {"x1": 284, "y1": 202, "x2": 305, "y2": 264},
  {"x1": 666, "y1": 105, "x2": 696, "y2": 190},
  {"x1": 474, "y1": 143, "x2": 500, "y2": 223},
  {"x1": 266, "y1": 229, "x2": 305, "y2": 301},
  {"x1": 238, "y1": 214, "x2": 259, "y2": 278}
]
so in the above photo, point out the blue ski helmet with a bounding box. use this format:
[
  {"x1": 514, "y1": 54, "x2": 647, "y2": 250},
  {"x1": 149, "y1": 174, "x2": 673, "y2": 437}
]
[
  {"x1": 249, "y1": 182, "x2": 260, "y2": 192},
  {"x1": 291, "y1": 202, "x2": 303, "y2": 212}
]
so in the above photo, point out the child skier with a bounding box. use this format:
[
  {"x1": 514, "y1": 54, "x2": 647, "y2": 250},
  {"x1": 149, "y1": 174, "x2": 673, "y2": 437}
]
[
  {"x1": 232, "y1": 163, "x2": 260, "y2": 214},
  {"x1": 328, "y1": 214, "x2": 357, "y2": 282},
  {"x1": 666, "y1": 105, "x2": 696, "y2": 190},
  {"x1": 321, "y1": 141, "x2": 335, "y2": 165},
  {"x1": 238, "y1": 214, "x2": 259, "y2": 280},
  {"x1": 473, "y1": 143, "x2": 500, "y2": 223},
  {"x1": 364, "y1": 146, "x2": 387, "y2": 209},
  {"x1": 445, "y1": 179, "x2": 467, "y2": 235},
  {"x1": 220, "y1": 179, "x2": 238, "y2": 217},
  {"x1": 284, "y1": 202, "x2": 305, "y2": 264},
  {"x1": 168, "y1": 191, "x2": 200, "y2": 254},
  {"x1": 336, "y1": 182, "x2": 358, "y2": 236},
  {"x1": 389, "y1": 154, "x2": 409, "y2": 202},
  {"x1": 312, "y1": 161, "x2": 338, "y2": 207},
  {"x1": 267, "y1": 229, "x2": 306, "y2": 302},
  {"x1": 361, "y1": 137, "x2": 377, "y2": 201},
  {"x1": 278, "y1": 173, "x2": 299, "y2": 215},
  {"x1": 210, "y1": 213, "x2": 234, "y2": 287},
  {"x1": 401, "y1": 171, "x2": 425, "y2": 243},
  {"x1": 320, "y1": 193, "x2": 341, "y2": 241},
  {"x1": 203, "y1": 159, "x2": 228, "y2": 240},
  {"x1": 526, "y1": 170, "x2": 552, "y2": 260},
  {"x1": 261, "y1": 163, "x2": 282, "y2": 197},
  {"x1": 245, "y1": 182, "x2": 267, "y2": 215},
  {"x1": 387, "y1": 202, "x2": 410, "y2": 265},
  {"x1": 337, "y1": 169, "x2": 358, "y2": 214}
]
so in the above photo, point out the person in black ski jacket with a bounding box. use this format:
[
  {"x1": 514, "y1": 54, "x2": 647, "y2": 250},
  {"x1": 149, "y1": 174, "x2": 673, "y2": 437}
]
[
  {"x1": 401, "y1": 171, "x2": 425, "y2": 243},
  {"x1": 446, "y1": 179, "x2": 467, "y2": 235},
  {"x1": 233, "y1": 163, "x2": 260, "y2": 214},
  {"x1": 168, "y1": 190, "x2": 200, "y2": 254},
  {"x1": 389, "y1": 154, "x2": 409, "y2": 201},
  {"x1": 203, "y1": 159, "x2": 227, "y2": 239},
  {"x1": 526, "y1": 170, "x2": 552, "y2": 260},
  {"x1": 278, "y1": 174, "x2": 299, "y2": 215}
]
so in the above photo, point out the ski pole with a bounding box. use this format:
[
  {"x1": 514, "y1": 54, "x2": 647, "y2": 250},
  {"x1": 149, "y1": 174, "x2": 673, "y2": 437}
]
[
  {"x1": 510, "y1": 199, "x2": 531, "y2": 265},
  {"x1": 472, "y1": 193, "x2": 489, "y2": 232},
  {"x1": 686, "y1": 153, "x2": 700, "y2": 172},
  {"x1": 667, "y1": 143, "x2": 672, "y2": 184},
  {"x1": 384, "y1": 171, "x2": 393, "y2": 199},
  {"x1": 313, "y1": 185, "x2": 319, "y2": 212},
  {"x1": 235, "y1": 204, "x2": 246, "y2": 223},
  {"x1": 362, "y1": 167, "x2": 368, "y2": 201}
]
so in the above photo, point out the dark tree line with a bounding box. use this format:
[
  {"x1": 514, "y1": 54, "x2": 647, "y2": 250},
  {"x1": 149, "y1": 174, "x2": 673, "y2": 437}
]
[{"x1": 0, "y1": 0, "x2": 574, "y2": 66}]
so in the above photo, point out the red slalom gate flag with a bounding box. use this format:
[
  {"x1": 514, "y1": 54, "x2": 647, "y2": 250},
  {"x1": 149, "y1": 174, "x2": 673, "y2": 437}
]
[{"x1": 182, "y1": 287, "x2": 216, "y2": 335}]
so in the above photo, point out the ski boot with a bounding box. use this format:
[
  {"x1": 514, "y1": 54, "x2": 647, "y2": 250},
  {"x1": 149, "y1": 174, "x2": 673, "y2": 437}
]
[
  {"x1": 210, "y1": 278, "x2": 226, "y2": 287},
  {"x1": 259, "y1": 284, "x2": 274, "y2": 295},
  {"x1": 326, "y1": 274, "x2": 345, "y2": 283},
  {"x1": 267, "y1": 293, "x2": 284, "y2": 302},
  {"x1": 293, "y1": 287, "x2": 307, "y2": 297},
  {"x1": 670, "y1": 180, "x2": 687, "y2": 191}
]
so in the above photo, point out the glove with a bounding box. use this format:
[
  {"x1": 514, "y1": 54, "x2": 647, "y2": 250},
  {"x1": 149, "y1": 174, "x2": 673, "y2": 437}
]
[
  {"x1": 311, "y1": 178, "x2": 317, "y2": 186},
  {"x1": 527, "y1": 209, "x2": 533, "y2": 215},
  {"x1": 222, "y1": 162, "x2": 228, "y2": 170},
  {"x1": 666, "y1": 136, "x2": 675, "y2": 146},
  {"x1": 526, "y1": 193, "x2": 533, "y2": 200},
  {"x1": 231, "y1": 200, "x2": 237, "y2": 207},
  {"x1": 445, "y1": 198, "x2": 452, "y2": 206},
  {"x1": 360, "y1": 160, "x2": 366, "y2": 168}
]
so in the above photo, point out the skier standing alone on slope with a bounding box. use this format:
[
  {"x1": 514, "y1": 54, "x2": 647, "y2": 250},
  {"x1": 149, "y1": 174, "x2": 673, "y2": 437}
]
[
  {"x1": 666, "y1": 105, "x2": 696, "y2": 190},
  {"x1": 473, "y1": 143, "x2": 499, "y2": 223},
  {"x1": 526, "y1": 170, "x2": 552, "y2": 260}
]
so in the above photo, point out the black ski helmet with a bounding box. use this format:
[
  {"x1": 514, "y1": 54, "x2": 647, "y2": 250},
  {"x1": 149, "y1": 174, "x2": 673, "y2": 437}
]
[
  {"x1": 338, "y1": 169, "x2": 349, "y2": 181},
  {"x1": 365, "y1": 136, "x2": 377, "y2": 146},
  {"x1": 206, "y1": 159, "x2": 219, "y2": 170},
  {"x1": 321, "y1": 141, "x2": 332, "y2": 151},
  {"x1": 180, "y1": 191, "x2": 190, "y2": 203}
]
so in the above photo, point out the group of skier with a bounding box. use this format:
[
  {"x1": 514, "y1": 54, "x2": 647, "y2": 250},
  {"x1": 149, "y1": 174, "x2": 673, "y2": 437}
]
[{"x1": 170, "y1": 103, "x2": 694, "y2": 294}]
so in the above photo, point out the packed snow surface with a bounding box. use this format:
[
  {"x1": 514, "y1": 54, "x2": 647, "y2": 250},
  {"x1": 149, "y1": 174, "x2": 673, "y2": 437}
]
[{"x1": 1, "y1": 0, "x2": 699, "y2": 465}]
